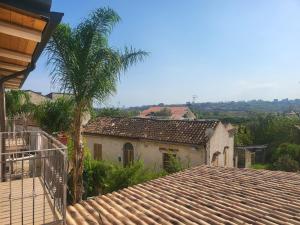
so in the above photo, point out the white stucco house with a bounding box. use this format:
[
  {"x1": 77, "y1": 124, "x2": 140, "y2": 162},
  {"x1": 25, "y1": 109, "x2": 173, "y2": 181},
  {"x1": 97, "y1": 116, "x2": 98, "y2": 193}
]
[{"x1": 83, "y1": 117, "x2": 235, "y2": 170}]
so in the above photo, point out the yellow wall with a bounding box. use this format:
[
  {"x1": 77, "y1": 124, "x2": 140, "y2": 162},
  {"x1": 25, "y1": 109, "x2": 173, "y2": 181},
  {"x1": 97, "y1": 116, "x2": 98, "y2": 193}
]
[
  {"x1": 84, "y1": 122, "x2": 235, "y2": 170},
  {"x1": 207, "y1": 123, "x2": 234, "y2": 167},
  {"x1": 84, "y1": 135, "x2": 206, "y2": 170}
]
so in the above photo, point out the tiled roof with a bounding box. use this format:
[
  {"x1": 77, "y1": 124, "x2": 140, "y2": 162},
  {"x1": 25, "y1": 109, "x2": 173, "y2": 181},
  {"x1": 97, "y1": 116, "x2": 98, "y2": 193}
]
[
  {"x1": 83, "y1": 117, "x2": 219, "y2": 145},
  {"x1": 140, "y1": 106, "x2": 194, "y2": 119},
  {"x1": 67, "y1": 166, "x2": 300, "y2": 225}
]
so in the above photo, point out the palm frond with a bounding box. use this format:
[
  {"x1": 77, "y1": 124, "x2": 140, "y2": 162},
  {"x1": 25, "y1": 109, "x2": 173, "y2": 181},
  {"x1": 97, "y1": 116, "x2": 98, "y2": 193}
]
[{"x1": 120, "y1": 46, "x2": 149, "y2": 72}]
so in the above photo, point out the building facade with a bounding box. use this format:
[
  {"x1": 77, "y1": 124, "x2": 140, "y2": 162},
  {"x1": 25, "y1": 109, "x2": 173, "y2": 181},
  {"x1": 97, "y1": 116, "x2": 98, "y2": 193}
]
[{"x1": 83, "y1": 117, "x2": 234, "y2": 170}]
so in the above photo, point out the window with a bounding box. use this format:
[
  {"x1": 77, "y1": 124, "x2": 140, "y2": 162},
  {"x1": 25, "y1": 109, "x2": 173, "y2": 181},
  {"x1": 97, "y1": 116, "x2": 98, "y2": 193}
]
[
  {"x1": 162, "y1": 153, "x2": 176, "y2": 171},
  {"x1": 94, "y1": 143, "x2": 102, "y2": 160},
  {"x1": 223, "y1": 147, "x2": 229, "y2": 167},
  {"x1": 123, "y1": 143, "x2": 134, "y2": 167},
  {"x1": 211, "y1": 152, "x2": 220, "y2": 167}
]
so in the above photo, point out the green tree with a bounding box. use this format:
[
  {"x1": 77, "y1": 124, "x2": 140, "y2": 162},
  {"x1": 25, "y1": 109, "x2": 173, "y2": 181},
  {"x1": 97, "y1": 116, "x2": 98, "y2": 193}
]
[
  {"x1": 46, "y1": 8, "x2": 148, "y2": 203},
  {"x1": 235, "y1": 125, "x2": 253, "y2": 146},
  {"x1": 273, "y1": 155, "x2": 299, "y2": 172},
  {"x1": 34, "y1": 97, "x2": 74, "y2": 133},
  {"x1": 272, "y1": 143, "x2": 300, "y2": 163},
  {"x1": 95, "y1": 107, "x2": 138, "y2": 118}
]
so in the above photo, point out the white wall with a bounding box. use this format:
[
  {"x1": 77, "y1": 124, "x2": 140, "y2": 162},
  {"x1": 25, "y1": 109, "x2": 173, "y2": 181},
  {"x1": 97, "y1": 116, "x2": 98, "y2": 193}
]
[
  {"x1": 207, "y1": 123, "x2": 234, "y2": 167},
  {"x1": 84, "y1": 135, "x2": 206, "y2": 170}
]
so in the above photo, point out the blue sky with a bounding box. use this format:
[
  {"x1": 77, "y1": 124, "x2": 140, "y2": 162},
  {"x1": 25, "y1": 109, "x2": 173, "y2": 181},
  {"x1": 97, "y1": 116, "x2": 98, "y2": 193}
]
[{"x1": 22, "y1": 0, "x2": 300, "y2": 107}]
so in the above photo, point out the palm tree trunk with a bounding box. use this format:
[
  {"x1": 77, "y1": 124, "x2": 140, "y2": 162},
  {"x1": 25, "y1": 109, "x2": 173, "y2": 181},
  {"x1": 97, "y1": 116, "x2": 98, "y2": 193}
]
[{"x1": 72, "y1": 106, "x2": 84, "y2": 203}]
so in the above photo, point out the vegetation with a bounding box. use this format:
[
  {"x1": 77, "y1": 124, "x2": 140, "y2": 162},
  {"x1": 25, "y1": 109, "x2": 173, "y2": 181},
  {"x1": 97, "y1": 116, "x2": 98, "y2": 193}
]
[
  {"x1": 273, "y1": 155, "x2": 299, "y2": 172},
  {"x1": 233, "y1": 114, "x2": 300, "y2": 172},
  {"x1": 251, "y1": 163, "x2": 272, "y2": 170},
  {"x1": 189, "y1": 99, "x2": 300, "y2": 114},
  {"x1": 75, "y1": 149, "x2": 184, "y2": 199},
  {"x1": 46, "y1": 7, "x2": 148, "y2": 203},
  {"x1": 234, "y1": 125, "x2": 253, "y2": 146},
  {"x1": 234, "y1": 114, "x2": 300, "y2": 162},
  {"x1": 5, "y1": 90, "x2": 35, "y2": 131},
  {"x1": 271, "y1": 143, "x2": 300, "y2": 172},
  {"x1": 34, "y1": 97, "x2": 74, "y2": 133},
  {"x1": 5, "y1": 90, "x2": 34, "y2": 119},
  {"x1": 164, "y1": 154, "x2": 185, "y2": 173},
  {"x1": 83, "y1": 160, "x2": 166, "y2": 198},
  {"x1": 94, "y1": 107, "x2": 139, "y2": 118}
]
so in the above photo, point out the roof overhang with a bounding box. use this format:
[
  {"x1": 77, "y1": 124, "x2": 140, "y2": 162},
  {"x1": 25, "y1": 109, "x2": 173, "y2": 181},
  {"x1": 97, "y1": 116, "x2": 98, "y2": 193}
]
[{"x1": 0, "y1": 0, "x2": 63, "y2": 89}]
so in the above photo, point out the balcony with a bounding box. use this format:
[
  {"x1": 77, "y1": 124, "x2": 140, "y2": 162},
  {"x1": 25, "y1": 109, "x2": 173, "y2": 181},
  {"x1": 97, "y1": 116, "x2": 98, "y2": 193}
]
[{"x1": 0, "y1": 130, "x2": 67, "y2": 225}]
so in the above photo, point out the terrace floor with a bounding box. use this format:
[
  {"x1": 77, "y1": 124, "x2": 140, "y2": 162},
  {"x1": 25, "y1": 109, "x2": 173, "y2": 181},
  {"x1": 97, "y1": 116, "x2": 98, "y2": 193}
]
[{"x1": 0, "y1": 177, "x2": 61, "y2": 225}]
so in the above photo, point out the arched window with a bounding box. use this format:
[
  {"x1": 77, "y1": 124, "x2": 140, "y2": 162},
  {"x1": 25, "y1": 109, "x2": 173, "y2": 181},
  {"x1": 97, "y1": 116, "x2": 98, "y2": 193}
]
[
  {"x1": 211, "y1": 152, "x2": 221, "y2": 167},
  {"x1": 123, "y1": 143, "x2": 134, "y2": 167},
  {"x1": 223, "y1": 147, "x2": 229, "y2": 167}
]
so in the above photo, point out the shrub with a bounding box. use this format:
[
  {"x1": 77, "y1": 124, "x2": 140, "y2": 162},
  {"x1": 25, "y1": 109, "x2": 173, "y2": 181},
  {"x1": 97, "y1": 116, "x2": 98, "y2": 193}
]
[
  {"x1": 272, "y1": 143, "x2": 300, "y2": 163},
  {"x1": 82, "y1": 160, "x2": 166, "y2": 198},
  {"x1": 83, "y1": 160, "x2": 114, "y2": 198},
  {"x1": 34, "y1": 97, "x2": 74, "y2": 133},
  {"x1": 273, "y1": 155, "x2": 299, "y2": 172},
  {"x1": 164, "y1": 154, "x2": 184, "y2": 174}
]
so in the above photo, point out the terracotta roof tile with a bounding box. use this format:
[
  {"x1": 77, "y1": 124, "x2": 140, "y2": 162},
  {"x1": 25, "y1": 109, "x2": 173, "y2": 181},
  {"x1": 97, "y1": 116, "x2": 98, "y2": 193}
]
[
  {"x1": 67, "y1": 166, "x2": 300, "y2": 225},
  {"x1": 84, "y1": 117, "x2": 219, "y2": 145}
]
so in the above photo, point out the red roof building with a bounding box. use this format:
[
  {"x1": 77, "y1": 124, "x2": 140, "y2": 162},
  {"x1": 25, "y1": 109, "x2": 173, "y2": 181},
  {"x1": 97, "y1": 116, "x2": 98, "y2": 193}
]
[{"x1": 139, "y1": 106, "x2": 196, "y2": 120}]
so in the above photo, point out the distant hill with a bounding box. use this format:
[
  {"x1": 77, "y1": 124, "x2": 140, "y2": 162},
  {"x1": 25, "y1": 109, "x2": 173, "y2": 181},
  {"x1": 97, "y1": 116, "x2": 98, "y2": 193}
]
[
  {"x1": 126, "y1": 99, "x2": 300, "y2": 124},
  {"x1": 129, "y1": 99, "x2": 300, "y2": 114}
]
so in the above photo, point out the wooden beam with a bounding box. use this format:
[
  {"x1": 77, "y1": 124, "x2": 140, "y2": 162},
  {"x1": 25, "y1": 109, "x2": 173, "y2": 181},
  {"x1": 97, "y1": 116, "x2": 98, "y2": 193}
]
[
  {"x1": 0, "y1": 75, "x2": 24, "y2": 81},
  {"x1": 0, "y1": 70, "x2": 12, "y2": 76},
  {"x1": 0, "y1": 20, "x2": 42, "y2": 42},
  {"x1": 0, "y1": 48, "x2": 31, "y2": 63},
  {"x1": 0, "y1": 62, "x2": 26, "y2": 71},
  {"x1": 4, "y1": 82, "x2": 20, "y2": 88},
  {"x1": 4, "y1": 80, "x2": 21, "y2": 86}
]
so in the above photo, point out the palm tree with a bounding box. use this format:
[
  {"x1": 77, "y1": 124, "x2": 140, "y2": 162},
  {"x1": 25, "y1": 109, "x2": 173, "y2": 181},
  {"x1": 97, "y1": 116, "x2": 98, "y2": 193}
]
[
  {"x1": 5, "y1": 90, "x2": 34, "y2": 131},
  {"x1": 46, "y1": 8, "x2": 148, "y2": 203}
]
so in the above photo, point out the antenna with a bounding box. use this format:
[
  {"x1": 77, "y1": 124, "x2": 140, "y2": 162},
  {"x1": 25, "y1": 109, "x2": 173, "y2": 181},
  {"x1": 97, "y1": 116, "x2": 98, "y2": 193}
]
[{"x1": 192, "y1": 95, "x2": 198, "y2": 104}]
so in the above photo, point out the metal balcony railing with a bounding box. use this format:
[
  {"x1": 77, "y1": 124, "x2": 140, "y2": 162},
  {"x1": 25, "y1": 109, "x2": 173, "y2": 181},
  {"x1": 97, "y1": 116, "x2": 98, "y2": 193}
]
[
  {"x1": 5, "y1": 118, "x2": 37, "y2": 133},
  {"x1": 0, "y1": 130, "x2": 67, "y2": 225}
]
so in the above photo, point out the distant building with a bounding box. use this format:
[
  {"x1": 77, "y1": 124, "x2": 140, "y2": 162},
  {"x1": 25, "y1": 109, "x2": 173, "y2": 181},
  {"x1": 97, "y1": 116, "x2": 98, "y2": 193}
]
[
  {"x1": 139, "y1": 106, "x2": 196, "y2": 120},
  {"x1": 235, "y1": 145, "x2": 268, "y2": 168},
  {"x1": 24, "y1": 90, "x2": 72, "y2": 104},
  {"x1": 24, "y1": 90, "x2": 49, "y2": 105},
  {"x1": 45, "y1": 92, "x2": 73, "y2": 101},
  {"x1": 24, "y1": 90, "x2": 90, "y2": 125},
  {"x1": 83, "y1": 117, "x2": 235, "y2": 169},
  {"x1": 285, "y1": 111, "x2": 299, "y2": 118}
]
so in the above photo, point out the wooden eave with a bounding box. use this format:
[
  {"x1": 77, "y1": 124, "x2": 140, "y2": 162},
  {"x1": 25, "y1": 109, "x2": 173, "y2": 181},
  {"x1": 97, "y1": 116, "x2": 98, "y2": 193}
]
[{"x1": 0, "y1": 2, "x2": 63, "y2": 89}]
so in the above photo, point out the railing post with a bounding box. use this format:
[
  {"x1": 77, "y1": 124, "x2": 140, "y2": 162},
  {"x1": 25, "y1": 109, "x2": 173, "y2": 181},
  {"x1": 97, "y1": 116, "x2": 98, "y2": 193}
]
[
  {"x1": 0, "y1": 83, "x2": 6, "y2": 181},
  {"x1": 63, "y1": 149, "x2": 67, "y2": 224}
]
